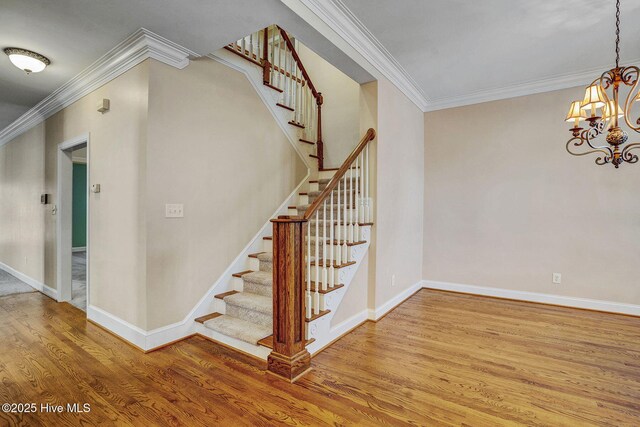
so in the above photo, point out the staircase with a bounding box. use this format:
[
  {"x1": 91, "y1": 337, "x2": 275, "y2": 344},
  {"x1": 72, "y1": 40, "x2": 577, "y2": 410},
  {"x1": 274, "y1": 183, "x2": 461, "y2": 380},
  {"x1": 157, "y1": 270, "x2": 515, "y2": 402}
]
[{"x1": 193, "y1": 25, "x2": 375, "y2": 379}]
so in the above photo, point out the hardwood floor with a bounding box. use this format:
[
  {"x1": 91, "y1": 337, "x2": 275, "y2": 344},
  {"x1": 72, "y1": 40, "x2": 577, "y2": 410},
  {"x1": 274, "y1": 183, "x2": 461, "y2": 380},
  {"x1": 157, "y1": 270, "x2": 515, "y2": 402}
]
[{"x1": 1, "y1": 289, "x2": 639, "y2": 426}]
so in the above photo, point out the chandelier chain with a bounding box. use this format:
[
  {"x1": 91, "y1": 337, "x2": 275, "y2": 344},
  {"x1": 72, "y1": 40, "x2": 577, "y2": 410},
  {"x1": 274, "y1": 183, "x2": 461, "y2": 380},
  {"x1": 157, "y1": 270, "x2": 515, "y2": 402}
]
[{"x1": 615, "y1": 0, "x2": 621, "y2": 68}]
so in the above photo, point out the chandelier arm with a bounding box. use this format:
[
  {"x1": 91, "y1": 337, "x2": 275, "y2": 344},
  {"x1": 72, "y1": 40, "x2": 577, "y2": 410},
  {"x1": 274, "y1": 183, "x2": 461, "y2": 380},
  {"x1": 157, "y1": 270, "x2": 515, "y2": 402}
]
[
  {"x1": 621, "y1": 143, "x2": 640, "y2": 163},
  {"x1": 582, "y1": 122, "x2": 610, "y2": 150},
  {"x1": 566, "y1": 138, "x2": 612, "y2": 160},
  {"x1": 622, "y1": 67, "x2": 640, "y2": 132}
]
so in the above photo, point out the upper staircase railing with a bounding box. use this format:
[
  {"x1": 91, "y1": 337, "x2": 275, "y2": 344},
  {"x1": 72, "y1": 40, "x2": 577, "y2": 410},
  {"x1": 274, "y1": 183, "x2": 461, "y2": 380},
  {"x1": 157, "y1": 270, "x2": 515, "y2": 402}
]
[
  {"x1": 268, "y1": 128, "x2": 376, "y2": 381},
  {"x1": 226, "y1": 25, "x2": 324, "y2": 169}
]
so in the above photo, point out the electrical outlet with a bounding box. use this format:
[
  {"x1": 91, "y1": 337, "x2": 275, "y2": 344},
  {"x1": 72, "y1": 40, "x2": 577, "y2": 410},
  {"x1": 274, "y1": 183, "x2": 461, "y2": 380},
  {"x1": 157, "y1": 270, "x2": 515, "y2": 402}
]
[
  {"x1": 165, "y1": 204, "x2": 184, "y2": 218},
  {"x1": 392, "y1": 274, "x2": 396, "y2": 287},
  {"x1": 552, "y1": 273, "x2": 562, "y2": 284}
]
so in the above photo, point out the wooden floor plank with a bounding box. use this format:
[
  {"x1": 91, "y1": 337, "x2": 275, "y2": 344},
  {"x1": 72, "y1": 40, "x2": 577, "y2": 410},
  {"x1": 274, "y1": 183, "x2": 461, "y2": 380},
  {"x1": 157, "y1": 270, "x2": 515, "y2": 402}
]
[{"x1": 0, "y1": 289, "x2": 639, "y2": 425}]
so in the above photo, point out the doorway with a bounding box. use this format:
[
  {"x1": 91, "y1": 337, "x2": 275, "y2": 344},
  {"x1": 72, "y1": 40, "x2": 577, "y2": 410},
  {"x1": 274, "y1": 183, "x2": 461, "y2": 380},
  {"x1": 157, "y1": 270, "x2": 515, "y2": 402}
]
[{"x1": 57, "y1": 134, "x2": 90, "y2": 313}]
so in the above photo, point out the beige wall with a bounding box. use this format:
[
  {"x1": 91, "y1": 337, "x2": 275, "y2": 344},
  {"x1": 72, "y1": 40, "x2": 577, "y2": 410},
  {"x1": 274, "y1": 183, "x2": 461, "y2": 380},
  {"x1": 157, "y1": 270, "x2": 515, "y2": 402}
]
[
  {"x1": 145, "y1": 58, "x2": 306, "y2": 328},
  {"x1": 374, "y1": 78, "x2": 424, "y2": 307},
  {"x1": 424, "y1": 87, "x2": 640, "y2": 305},
  {"x1": 48, "y1": 61, "x2": 149, "y2": 326},
  {"x1": 0, "y1": 61, "x2": 150, "y2": 326},
  {"x1": 0, "y1": 124, "x2": 46, "y2": 282},
  {"x1": 331, "y1": 81, "x2": 378, "y2": 326},
  {"x1": 298, "y1": 44, "x2": 361, "y2": 168}
]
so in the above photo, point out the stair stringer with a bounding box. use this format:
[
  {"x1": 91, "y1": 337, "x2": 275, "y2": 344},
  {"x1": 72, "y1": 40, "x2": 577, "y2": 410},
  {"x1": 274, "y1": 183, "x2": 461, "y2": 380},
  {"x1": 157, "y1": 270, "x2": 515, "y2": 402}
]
[
  {"x1": 208, "y1": 49, "x2": 317, "y2": 176},
  {"x1": 305, "y1": 224, "x2": 373, "y2": 355}
]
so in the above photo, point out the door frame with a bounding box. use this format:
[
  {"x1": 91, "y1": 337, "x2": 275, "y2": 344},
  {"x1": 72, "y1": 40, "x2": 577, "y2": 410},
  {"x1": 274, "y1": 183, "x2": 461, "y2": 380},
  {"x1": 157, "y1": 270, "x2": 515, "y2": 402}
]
[{"x1": 56, "y1": 133, "x2": 90, "y2": 307}]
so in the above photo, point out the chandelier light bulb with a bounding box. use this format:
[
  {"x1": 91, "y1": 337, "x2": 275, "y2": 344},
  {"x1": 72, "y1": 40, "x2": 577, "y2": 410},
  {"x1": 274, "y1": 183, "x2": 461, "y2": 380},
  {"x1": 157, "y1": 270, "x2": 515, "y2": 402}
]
[{"x1": 3, "y1": 48, "x2": 50, "y2": 74}]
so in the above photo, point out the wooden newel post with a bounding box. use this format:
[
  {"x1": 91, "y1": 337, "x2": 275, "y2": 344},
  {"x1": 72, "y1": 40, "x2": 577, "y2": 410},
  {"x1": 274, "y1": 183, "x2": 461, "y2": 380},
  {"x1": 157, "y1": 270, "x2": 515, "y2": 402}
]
[
  {"x1": 268, "y1": 216, "x2": 311, "y2": 381},
  {"x1": 316, "y1": 93, "x2": 324, "y2": 170}
]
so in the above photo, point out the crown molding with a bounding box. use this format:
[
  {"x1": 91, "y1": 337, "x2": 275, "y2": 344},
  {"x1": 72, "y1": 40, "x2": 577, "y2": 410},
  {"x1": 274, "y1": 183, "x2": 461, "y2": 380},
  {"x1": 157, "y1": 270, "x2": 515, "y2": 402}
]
[
  {"x1": 297, "y1": 0, "x2": 429, "y2": 111},
  {"x1": 424, "y1": 58, "x2": 640, "y2": 111},
  {"x1": 0, "y1": 28, "x2": 199, "y2": 147}
]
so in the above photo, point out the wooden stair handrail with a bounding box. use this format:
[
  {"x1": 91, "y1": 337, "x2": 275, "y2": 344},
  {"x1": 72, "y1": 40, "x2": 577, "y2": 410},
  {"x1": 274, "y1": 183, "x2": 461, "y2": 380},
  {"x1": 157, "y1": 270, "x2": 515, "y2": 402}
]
[
  {"x1": 303, "y1": 128, "x2": 376, "y2": 220},
  {"x1": 276, "y1": 26, "x2": 319, "y2": 100}
]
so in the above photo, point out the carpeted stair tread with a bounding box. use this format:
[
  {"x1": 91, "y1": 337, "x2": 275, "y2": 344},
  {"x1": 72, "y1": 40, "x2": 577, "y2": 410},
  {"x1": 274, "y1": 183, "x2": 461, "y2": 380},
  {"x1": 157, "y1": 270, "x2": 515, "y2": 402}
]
[
  {"x1": 203, "y1": 315, "x2": 272, "y2": 345},
  {"x1": 224, "y1": 292, "x2": 272, "y2": 315},
  {"x1": 242, "y1": 270, "x2": 272, "y2": 286}
]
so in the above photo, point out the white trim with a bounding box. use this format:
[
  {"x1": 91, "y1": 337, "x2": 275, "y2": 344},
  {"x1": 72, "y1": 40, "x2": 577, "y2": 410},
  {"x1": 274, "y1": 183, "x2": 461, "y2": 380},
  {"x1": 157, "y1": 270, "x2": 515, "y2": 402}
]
[
  {"x1": 87, "y1": 305, "x2": 148, "y2": 349},
  {"x1": 423, "y1": 58, "x2": 640, "y2": 111},
  {"x1": 72, "y1": 247, "x2": 87, "y2": 253},
  {"x1": 307, "y1": 308, "x2": 369, "y2": 356},
  {"x1": 367, "y1": 281, "x2": 424, "y2": 321},
  {"x1": 0, "y1": 28, "x2": 199, "y2": 147},
  {"x1": 0, "y1": 260, "x2": 58, "y2": 300},
  {"x1": 292, "y1": 0, "x2": 428, "y2": 110},
  {"x1": 57, "y1": 134, "x2": 90, "y2": 306},
  {"x1": 422, "y1": 280, "x2": 640, "y2": 317}
]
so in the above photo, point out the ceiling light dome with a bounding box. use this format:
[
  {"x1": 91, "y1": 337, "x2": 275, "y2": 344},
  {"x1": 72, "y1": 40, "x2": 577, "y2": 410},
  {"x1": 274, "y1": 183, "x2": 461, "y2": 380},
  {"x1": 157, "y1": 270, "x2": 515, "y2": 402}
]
[{"x1": 3, "y1": 47, "x2": 50, "y2": 74}]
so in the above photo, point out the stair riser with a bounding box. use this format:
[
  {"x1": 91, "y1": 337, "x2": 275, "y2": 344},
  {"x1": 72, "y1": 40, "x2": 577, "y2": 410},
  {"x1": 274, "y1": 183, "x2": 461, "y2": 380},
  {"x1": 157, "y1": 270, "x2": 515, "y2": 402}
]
[
  {"x1": 260, "y1": 260, "x2": 272, "y2": 272},
  {"x1": 214, "y1": 298, "x2": 226, "y2": 314},
  {"x1": 263, "y1": 239, "x2": 273, "y2": 252},
  {"x1": 298, "y1": 194, "x2": 309, "y2": 205},
  {"x1": 226, "y1": 304, "x2": 272, "y2": 329},
  {"x1": 243, "y1": 280, "x2": 272, "y2": 297},
  {"x1": 318, "y1": 170, "x2": 337, "y2": 180}
]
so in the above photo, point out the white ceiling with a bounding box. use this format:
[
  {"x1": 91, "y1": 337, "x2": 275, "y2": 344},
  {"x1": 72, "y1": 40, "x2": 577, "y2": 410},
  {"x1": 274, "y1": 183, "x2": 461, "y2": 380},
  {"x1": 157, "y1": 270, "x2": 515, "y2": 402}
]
[
  {"x1": 342, "y1": 0, "x2": 640, "y2": 109},
  {"x1": 0, "y1": 0, "x2": 373, "y2": 130},
  {"x1": 4, "y1": 0, "x2": 640, "y2": 128}
]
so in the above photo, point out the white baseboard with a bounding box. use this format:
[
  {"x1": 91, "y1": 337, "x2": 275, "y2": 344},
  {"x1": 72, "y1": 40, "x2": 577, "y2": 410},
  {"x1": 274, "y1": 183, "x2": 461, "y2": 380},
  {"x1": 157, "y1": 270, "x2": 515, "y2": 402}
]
[
  {"x1": 368, "y1": 281, "x2": 424, "y2": 321},
  {"x1": 87, "y1": 304, "x2": 199, "y2": 351},
  {"x1": 0, "y1": 260, "x2": 58, "y2": 300},
  {"x1": 422, "y1": 280, "x2": 640, "y2": 317},
  {"x1": 72, "y1": 247, "x2": 86, "y2": 253}
]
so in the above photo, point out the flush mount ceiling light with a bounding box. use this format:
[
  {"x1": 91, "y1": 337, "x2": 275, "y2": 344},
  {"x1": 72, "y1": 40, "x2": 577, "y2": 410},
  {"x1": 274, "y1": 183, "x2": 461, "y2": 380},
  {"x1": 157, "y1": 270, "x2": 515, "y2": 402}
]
[
  {"x1": 565, "y1": 0, "x2": 640, "y2": 168},
  {"x1": 3, "y1": 47, "x2": 50, "y2": 74}
]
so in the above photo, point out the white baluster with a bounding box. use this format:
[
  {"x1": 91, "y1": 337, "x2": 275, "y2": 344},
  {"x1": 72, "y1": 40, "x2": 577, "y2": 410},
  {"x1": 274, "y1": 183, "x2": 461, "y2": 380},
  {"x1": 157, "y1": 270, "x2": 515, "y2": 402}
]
[
  {"x1": 349, "y1": 167, "x2": 354, "y2": 243},
  {"x1": 322, "y1": 200, "x2": 327, "y2": 291},
  {"x1": 364, "y1": 144, "x2": 371, "y2": 223},
  {"x1": 249, "y1": 33, "x2": 254, "y2": 59},
  {"x1": 314, "y1": 211, "x2": 320, "y2": 315},
  {"x1": 270, "y1": 28, "x2": 275, "y2": 86},
  {"x1": 277, "y1": 33, "x2": 282, "y2": 89},
  {"x1": 336, "y1": 174, "x2": 342, "y2": 265},
  {"x1": 306, "y1": 219, "x2": 312, "y2": 319},
  {"x1": 354, "y1": 157, "x2": 360, "y2": 241},
  {"x1": 329, "y1": 191, "x2": 335, "y2": 288},
  {"x1": 241, "y1": 36, "x2": 246, "y2": 56},
  {"x1": 257, "y1": 30, "x2": 262, "y2": 62},
  {"x1": 342, "y1": 175, "x2": 348, "y2": 262}
]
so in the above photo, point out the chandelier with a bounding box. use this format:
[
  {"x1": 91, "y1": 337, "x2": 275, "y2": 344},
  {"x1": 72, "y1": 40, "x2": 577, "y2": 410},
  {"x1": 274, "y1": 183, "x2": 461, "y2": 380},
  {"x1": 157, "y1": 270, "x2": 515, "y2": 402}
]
[{"x1": 565, "y1": 0, "x2": 639, "y2": 168}]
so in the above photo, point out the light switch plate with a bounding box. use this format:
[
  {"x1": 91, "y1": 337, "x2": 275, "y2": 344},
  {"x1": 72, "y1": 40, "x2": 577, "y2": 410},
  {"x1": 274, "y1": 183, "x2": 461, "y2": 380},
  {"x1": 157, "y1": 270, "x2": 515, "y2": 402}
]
[
  {"x1": 165, "y1": 204, "x2": 184, "y2": 218},
  {"x1": 552, "y1": 273, "x2": 562, "y2": 284}
]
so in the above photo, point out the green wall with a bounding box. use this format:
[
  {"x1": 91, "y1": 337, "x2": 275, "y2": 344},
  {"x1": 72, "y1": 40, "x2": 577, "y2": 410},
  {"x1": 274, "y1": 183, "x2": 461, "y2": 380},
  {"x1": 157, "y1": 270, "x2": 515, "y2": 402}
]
[{"x1": 72, "y1": 163, "x2": 87, "y2": 248}]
